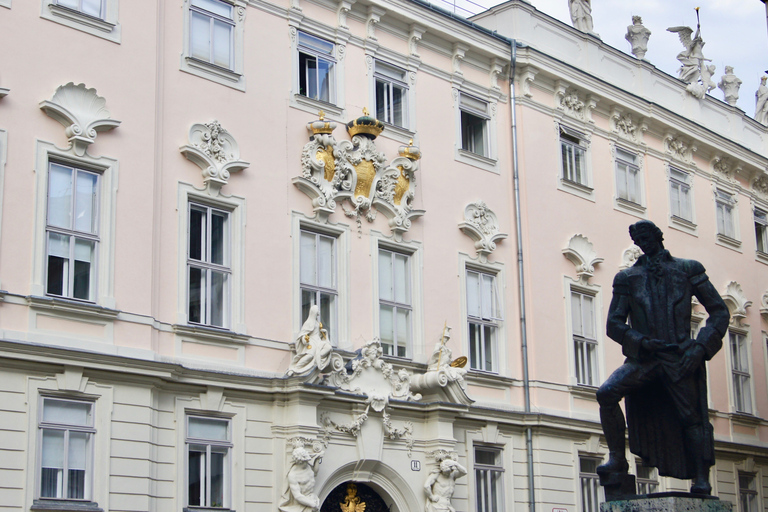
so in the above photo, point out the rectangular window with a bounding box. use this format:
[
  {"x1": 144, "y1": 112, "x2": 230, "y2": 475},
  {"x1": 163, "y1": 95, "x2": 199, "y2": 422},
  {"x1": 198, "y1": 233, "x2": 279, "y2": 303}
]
[
  {"x1": 755, "y1": 208, "x2": 767, "y2": 254},
  {"x1": 460, "y1": 94, "x2": 489, "y2": 158},
  {"x1": 379, "y1": 249, "x2": 412, "y2": 358},
  {"x1": 467, "y1": 270, "x2": 501, "y2": 372},
  {"x1": 474, "y1": 447, "x2": 503, "y2": 512},
  {"x1": 669, "y1": 168, "x2": 693, "y2": 222},
  {"x1": 298, "y1": 31, "x2": 335, "y2": 104},
  {"x1": 39, "y1": 398, "x2": 94, "y2": 501},
  {"x1": 579, "y1": 457, "x2": 600, "y2": 512},
  {"x1": 560, "y1": 127, "x2": 587, "y2": 186},
  {"x1": 374, "y1": 62, "x2": 408, "y2": 129},
  {"x1": 188, "y1": 203, "x2": 231, "y2": 328},
  {"x1": 55, "y1": 0, "x2": 104, "y2": 18},
  {"x1": 739, "y1": 473, "x2": 758, "y2": 512},
  {"x1": 572, "y1": 290, "x2": 598, "y2": 386},
  {"x1": 189, "y1": 0, "x2": 234, "y2": 70},
  {"x1": 300, "y1": 230, "x2": 337, "y2": 342},
  {"x1": 187, "y1": 416, "x2": 231, "y2": 509},
  {"x1": 635, "y1": 462, "x2": 659, "y2": 494},
  {"x1": 716, "y1": 189, "x2": 737, "y2": 239},
  {"x1": 615, "y1": 148, "x2": 641, "y2": 204},
  {"x1": 730, "y1": 331, "x2": 752, "y2": 414},
  {"x1": 45, "y1": 163, "x2": 99, "y2": 302}
]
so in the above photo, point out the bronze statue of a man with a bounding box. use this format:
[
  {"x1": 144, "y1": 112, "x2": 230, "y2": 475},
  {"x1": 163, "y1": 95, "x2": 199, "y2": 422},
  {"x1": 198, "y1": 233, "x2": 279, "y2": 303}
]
[{"x1": 596, "y1": 220, "x2": 729, "y2": 495}]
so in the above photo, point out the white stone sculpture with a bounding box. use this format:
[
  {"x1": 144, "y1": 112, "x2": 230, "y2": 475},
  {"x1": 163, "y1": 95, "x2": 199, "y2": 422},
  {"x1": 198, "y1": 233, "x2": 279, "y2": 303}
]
[
  {"x1": 562, "y1": 234, "x2": 603, "y2": 282},
  {"x1": 424, "y1": 456, "x2": 467, "y2": 512},
  {"x1": 686, "y1": 63, "x2": 716, "y2": 100},
  {"x1": 625, "y1": 16, "x2": 651, "y2": 60},
  {"x1": 458, "y1": 201, "x2": 507, "y2": 261},
  {"x1": 718, "y1": 66, "x2": 742, "y2": 106},
  {"x1": 278, "y1": 444, "x2": 324, "y2": 512},
  {"x1": 286, "y1": 305, "x2": 333, "y2": 377},
  {"x1": 667, "y1": 24, "x2": 707, "y2": 84},
  {"x1": 755, "y1": 76, "x2": 768, "y2": 125},
  {"x1": 179, "y1": 120, "x2": 249, "y2": 195},
  {"x1": 721, "y1": 281, "x2": 752, "y2": 327},
  {"x1": 39, "y1": 82, "x2": 121, "y2": 156},
  {"x1": 568, "y1": 0, "x2": 594, "y2": 34}
]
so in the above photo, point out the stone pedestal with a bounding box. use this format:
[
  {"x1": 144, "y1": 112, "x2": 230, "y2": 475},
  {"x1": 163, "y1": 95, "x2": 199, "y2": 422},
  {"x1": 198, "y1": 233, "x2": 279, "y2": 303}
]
[{"x1": 600, "y1": 493, "x2": 733, "y2": 512}]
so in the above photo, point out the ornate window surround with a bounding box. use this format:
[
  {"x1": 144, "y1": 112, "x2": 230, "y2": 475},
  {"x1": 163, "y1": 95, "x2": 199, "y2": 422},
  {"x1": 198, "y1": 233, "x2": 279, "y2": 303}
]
[
  {"x1": 365, "y1": 49, "x2": 419, "y2": 145},
  {"x1": 370, "y1": 231, "x2": 424, "y2": 361},
  {"x1": 554, "y1": 120, "x2": 594, "y2": 202},
  {"x1": 289, "y1": 21, "x2": 347, "y2": 119},
  {"x1": 453, "y1": 81, "x2": 500, "y2": 174},
  {"x1": 291, "y1": 212, "x2": 351, "y2": 350},
  {"x1": 726, "y1": 327, "x2": 755, "y2": 416},
  {"x1": 666, "y1": 162, "x2": 698, "y2": 237},
  {"x1": 176, "y1": 182, "x2": 247, "y2": 335},
  {"x1": 563, "y1": 276, "x2": 605, "y2": 391},
  {"x1": 750, "y1": 198, "x2": 768, "y2": 265},
  {"x1": 610, "y1": 141, "x2": 647, "y2": 219},
  {"x1": 40, "y1": 0, "x2": 121, "y2": 43},
  {"x1": 712, "y1": 181, "x2": 742, "y2": 252},
  {"x1": 180, "y1": 0, "x2": 247, "y2": 91}
]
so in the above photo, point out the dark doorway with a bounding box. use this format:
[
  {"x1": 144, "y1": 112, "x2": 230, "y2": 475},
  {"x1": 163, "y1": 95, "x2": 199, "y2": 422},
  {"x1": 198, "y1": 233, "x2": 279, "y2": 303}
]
[{"x1": 321, "y1": 482, "x2": 391, "y2": 512}]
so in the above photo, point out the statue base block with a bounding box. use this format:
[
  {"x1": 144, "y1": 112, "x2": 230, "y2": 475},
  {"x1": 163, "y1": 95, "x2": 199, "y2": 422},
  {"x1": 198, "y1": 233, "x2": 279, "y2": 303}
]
[
  {"x1": 599, "y1": 472, "x2": 636, "y2": 502},
  {"x1": 600, "y1": 493, "x2": 733, "y2": 512}
]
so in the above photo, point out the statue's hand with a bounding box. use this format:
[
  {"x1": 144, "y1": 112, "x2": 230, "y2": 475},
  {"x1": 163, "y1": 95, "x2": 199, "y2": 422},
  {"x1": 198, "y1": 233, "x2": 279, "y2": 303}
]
[
  {"x1": 680, "y1": 344, "x2": 705, "y2": 378},
  {"x1": 641, "y1": 338, "x2": 667, "y2": 353}
]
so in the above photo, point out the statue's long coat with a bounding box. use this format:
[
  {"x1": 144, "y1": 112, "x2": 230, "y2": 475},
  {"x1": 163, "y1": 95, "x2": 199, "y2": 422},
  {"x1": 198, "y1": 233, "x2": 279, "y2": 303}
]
[{"x1": 606, "y1": 251, "x2": 730, "y2": 479}]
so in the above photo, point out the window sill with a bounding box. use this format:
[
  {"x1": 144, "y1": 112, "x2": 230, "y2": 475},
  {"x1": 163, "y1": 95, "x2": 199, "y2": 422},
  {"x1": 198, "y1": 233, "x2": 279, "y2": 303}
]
[
  {"x1": 569, "y1": 384, "x2": 598, "y2": 400},
  {"x1": 668, "y1": 215, "x2": 697, "y2": 236},
  {"x1": 715, "y1": 233, "x2": 742, "y2": 252},
  {"x1": 614, "y1": 197, "x2": 646, "y2": 218},
  {"x1": 184, "y1": 508, "x2": 235, "y2": 512},
  {"x1": 464, "y1": 370, "x2": 516, "y2": 389},
  {"x1": 378, "y1": 122, "x2": 416, "y2": 145},
  {"x1": 32, "y1": 499, "x2": 103, "y2": 512},
  {"x1": 756, "y1": 250, "x2": 768, "y2": 266},
  {"x1": 43, "y1": 4, "x2": 120, "y2": 43},
  {"x1": 291, "y1": 94, "x2": 344, "y2": 119},
  {"x1": 558, "y1": 178, "x2": 594, "y2": 201},
  {"x1": 181, "y1": 57, "x2": 245, "y2": 91},
  {"x1": 27, "y1": 295, "x2": 120, "y2": 321},
  {"x1": 455, "y1": 149, "x2": 498, "y2": 174},
  {"x1": 729, "y1": 412, "x2": 761, "y2": 428},
  {"x1": 173, "y1": 323, "x2": 250, "y2": 345}
]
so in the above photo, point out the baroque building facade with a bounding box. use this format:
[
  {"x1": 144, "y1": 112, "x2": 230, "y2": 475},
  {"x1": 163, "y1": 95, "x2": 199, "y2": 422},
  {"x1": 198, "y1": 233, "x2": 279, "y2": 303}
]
[{"x1": 0, "y1": 1, "x2": 767, "y2": 512}]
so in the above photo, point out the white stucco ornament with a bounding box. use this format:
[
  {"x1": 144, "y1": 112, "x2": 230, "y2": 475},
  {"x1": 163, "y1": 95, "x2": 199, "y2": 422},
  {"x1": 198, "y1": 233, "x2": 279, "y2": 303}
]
[
  {"x1": 39, "y1": 82, "x2": 121, "y2": 156},
  {"x1": 410, "y1": 325, "x2": 471, "y2": 405},
  {"x1": 721, "y1": 281, "x2": 751, "y2": 327},
  {"x1": 760, "y1": 290, "x2": 768, "y2": 321},
  {"x1": 619, "y1": 244, "x2": 642, "y2": 270},
  {"x1": 294, "y1": 111, "x2": 424, "y2": 238},
  {"x1": 625, "y1": 16, "x2": 651, "y2": 60},
  {"x1": 180, "y1": 120, "x2": 249, "y2": 195},
  {"x1": 563, "y1": 234, "x2": 603, "y2": 281},
  {"x1": 718, "y1": 66, "x2": 742, "y2": 107},
  {"x1": 458, "y1": 201, "x2": 507, "y2": 261}
]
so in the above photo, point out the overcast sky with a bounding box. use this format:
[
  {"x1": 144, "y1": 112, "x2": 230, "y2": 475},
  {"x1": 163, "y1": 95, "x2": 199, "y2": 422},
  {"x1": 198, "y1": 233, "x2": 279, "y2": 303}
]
[{"x1": 446, "y1": 0, "x2": 768, "y2": 114}]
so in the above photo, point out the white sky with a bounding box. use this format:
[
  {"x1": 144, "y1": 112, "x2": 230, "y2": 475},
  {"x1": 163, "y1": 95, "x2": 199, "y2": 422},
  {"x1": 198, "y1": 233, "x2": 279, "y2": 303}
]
[{"x1": 449, "y1": 0, "x2": 768, "y2": 114}]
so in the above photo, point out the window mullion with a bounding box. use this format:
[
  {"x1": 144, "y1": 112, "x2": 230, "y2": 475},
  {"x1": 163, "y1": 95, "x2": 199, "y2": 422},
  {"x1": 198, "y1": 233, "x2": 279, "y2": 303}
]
[{"x1": 62, "y1": 429, "x2": 70, "y2": 498}]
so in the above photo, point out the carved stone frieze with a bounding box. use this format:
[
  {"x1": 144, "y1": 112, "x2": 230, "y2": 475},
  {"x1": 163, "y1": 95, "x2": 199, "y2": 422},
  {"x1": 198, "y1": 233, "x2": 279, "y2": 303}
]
[
  {"x1": 721, "y1": 281, "x2": 751, "y2": 327},
  {"x1": 712, "y1": 155, "x2": 740, "y2": 182},
  {"x1": 752, "y1": 174, "x2": 768, "y2": 198},
  {"x1": 555, "y1": 82, "x2": 597, "y2": 123},
  {"x1": 180, "y1": 120, "x2": 249, "y2": 195},
  {"x1": 39, "y1": 82, "x2": 121, "y2": 156},
  {"x1": 563, "y1": 234, "x2": 603, "y2": 282},
  {"x1": 610, "y1": 108, "x2": 645, "y2": 144},
  {"x1": 519, "y1": 66, "x2": 538, "y2": 98},
  {"x1": 409, "y1": 25, "x2": 425, "y2": 58},
  {"x1": 760, "y1": 290, "x2": 768, "y2": 321},
  {"x1": 452, "y1": 43, "x2": 468, "y2": 76},
  {"x1": 663, "y1": 133, "x2": 696, "y2": 164},
  {"x1": 293, "y1": 111, "x2": 424, "y2": 236},
  {"x1": 458, "y1": 201, "x2": 507, "y2": 261}
]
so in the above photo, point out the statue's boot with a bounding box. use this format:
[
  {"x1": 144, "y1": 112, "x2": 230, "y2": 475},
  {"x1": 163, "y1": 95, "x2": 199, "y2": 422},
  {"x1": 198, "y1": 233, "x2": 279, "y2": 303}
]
[
  {"x1": 596, "y1": 403, "x2": 628, "y2": 477},
  {"x1": 685, "y1": 426, "x2": 712, "y2": 495}
]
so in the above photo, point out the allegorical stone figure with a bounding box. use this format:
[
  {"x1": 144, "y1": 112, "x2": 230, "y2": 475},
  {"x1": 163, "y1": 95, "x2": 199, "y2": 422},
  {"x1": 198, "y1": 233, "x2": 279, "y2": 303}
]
[
  {"x1": 667, "y1": 24, "x2": 706, "y2": 84},
  {"x1": 717, "y1": 66, "x2": 742, "y2": 106},
  {"x1": 279, "y1": 446, "x2": 324, "y2": 512},
  {"x1": 424, "y1": 459, "x2": 467, "y2": 512},
  {"x1": 286, "y1": 305, "x2": 333, "y2": 376},
  {"x1": 568, "y1": 0, "x2": 593, "y2": 33},
  {"x1": 596, "y1": 220, "x2": 730, "y2": 495},
  {"x1": 755, "y1": 76, "x2": 768, "y2": 125},
  {"x1": 625, "y1": 16, "x2": 651, "y2": 60}
]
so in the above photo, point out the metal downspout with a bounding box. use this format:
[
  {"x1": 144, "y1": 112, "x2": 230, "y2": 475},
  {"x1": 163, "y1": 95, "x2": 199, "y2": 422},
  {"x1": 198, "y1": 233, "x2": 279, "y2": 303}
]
[{"x1": 508, "y1": 39, "x2": 535, "y2": 512}]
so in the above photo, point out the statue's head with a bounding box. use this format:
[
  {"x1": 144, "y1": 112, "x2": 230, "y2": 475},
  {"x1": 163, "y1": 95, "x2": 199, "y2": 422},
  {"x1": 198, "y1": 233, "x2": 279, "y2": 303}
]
[
  {"x1": 725, "y1": 65, "x2": 734, "y2": 74},
  {"x1": 632, "y1": 15, "x2": 642, "y2": 24},
  {"x1": 629, "y1": 220, "x2": 664, "y2": 253},
  {"x1": 762, "y1": 76, "x2": 767, "y2": 85},
  {"x1": 292, "y1": 447, "x2": 312, "y2": 463},
  {"x1": 440, "y1": 459, "x2": 456, "y2": 473}
]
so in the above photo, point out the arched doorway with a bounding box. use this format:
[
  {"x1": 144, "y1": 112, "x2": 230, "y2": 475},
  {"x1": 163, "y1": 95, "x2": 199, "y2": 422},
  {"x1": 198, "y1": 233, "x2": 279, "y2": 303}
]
[{"x1": 321, "y1": 482, "x2": 391, "y2": 512}]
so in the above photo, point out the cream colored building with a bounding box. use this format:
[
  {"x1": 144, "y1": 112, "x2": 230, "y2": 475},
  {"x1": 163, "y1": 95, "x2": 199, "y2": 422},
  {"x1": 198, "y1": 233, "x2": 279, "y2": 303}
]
[{"x1": 0, "y1": 1, "x2": 767, "y2": 512}]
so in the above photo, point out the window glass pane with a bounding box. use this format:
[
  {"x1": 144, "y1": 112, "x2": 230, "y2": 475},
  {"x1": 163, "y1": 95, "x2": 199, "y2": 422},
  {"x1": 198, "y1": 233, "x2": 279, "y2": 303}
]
[
  {"x1": 189, "y1": 207, "x2": 205, "y2": 261},
  {"x1": 190, "y1": 11, "x2": 211, "y2": 62},
  {"x1": 68, "y1": 432, "x2": 88, "y2": 471},
  {"x1": 41, "y1": 429, "x2": 66, "y2": 468},
  {"x1": 68, "y1": 468, "x2": 85, "y2": 499},
  {"x1": 210, "y1": 211, "x2": 227, "y2": 265},
  {"x1": 298, "y1": 32, "x2": 334, "y2": 54},
  {"x1": 469, "y1": 323, "x2": 480, "y2": 369},
  {"x1": 301, "y1": 289, "x2": 314, "y2": 327},
  {"x1": 571, "y1": 292, "x2": 583, "y2": 335},
  {"x1": 481, "y1": 275, "x2": 493, "y2": 319},
  {"x1": 583, "y1": 295, "x2": 594, "y2": 339},
  {"x1": 188, "y1": 267, "x2": 204, "y2": 324},
  {"x1": 48, "y1": 164, "x2": 73, "y2": 229},
  {"x1": 394, "y1": 254, "x2": 409, "y2": 304},
  {"x1": 74, "y1": 171, "x2": 98, "y2": 234},
  {"x1": 189, "y1": 417, "x2": 229, "y2": 441},
  {"x1": 466, "y1": 272, "x2": 480, "y2": 318},
  {"x1": 56, "y1": 0, "x2": 78, "y2": 9},
  {"x1": 475, "y1": 449, "x2": 497, "y2": 465},
  {"x1": 396, "y1": 308, "x2": 409, "y2": 345},
  {"x1": 188, "y1": 447, "x2": 204, "y2": 506},
  {"x1": 317, "y1": 236, "x2": 334, "y2": 288},
  {"x1": 392, "y1": 85, "x2": 404, "y2": 127},
  {"x1": 193, "y1": 0, "x2": 233, "y2": 17},
  {"x1": 43, "y1": 399, "x2": 92, "y2": 426},
  {"x1": 300, "y1": 232, "x2": 316, "y2": 286},
  {"x1": 375, "y1": 80, "x2": 387, "y2": 122},
  {"x1": 73, "y1": 238, "x2": 95, "y2": 300},
  {"x1": 47, "y1": 232, "x2": 70, "y2": 296},
  {"x1": 41, "y1": 466, "x2": 62, "y2": 498},
  {"x1": 301, "y1": 53, "x2": 317, "y2": 99},
  {"x1": 380, "y1": 305, "x2": 394, "y2": 343},
  {"x1": 210, "y1": 271, "x2": 227, "y2": 327},
  {"x1": 319, "y1": 293, "x2": 334, "y2": 341},
  {"x1": 317, "y1": 59, "x2": 332, "y2": 103},
  {"x1": 483, "y1": 325, "x2": 493, "y2": 371},
  {"x1": 81, "y1": 0, "x2": 102, "y2": 17},
  {"x1": 378, "y1": 251, "x2": 393, "y2": 301},
  {"x1": 210, "y1": 449, "x2": 226, "y2": 507},
  {"x1": 212, "y1": 19, "x2": 232, "y2": 69}
]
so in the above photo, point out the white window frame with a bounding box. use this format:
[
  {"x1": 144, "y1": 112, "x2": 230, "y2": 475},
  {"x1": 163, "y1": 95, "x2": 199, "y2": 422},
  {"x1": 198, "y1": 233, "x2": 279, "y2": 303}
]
[
  {"x1": 290, "y1": 24, "x2": 345, "y2": 117},
  {"x1": 464, "y1": 265, "x2": 503, "y2": 374},
  {"x1": 374, "y1": 61, "x2": 409, "y2": 129},
  {"x1": 564, "y1": 278, "x2": 604, "y2": 389},
  {"x1": 41, "y1": 0, "x2": 121, "y2": 43},
  {"x1": 556, "y1": 122, "x2": 594, "y2": 201},
  {"x1": 293, "y1": 214, "x2": 350, "y2": 349},
  {"x1": 474, "y1": 446, "x2": 504, "y2": 512},
  {"x1": 454, "y1": 86, "x2": 499, "y2": 172},
  {"x1": 570, "y1": 289, "x2": 599, "y2": 387},
  {"x1": 185, "y1": 415, "x2": 232, "y2": 509},
  {"x1": 366, "y1": 52, "x2": 417, "y2": 143},
  {"x1": 635, "y1": 461, "x2": 659, "y2": 494},
  {"x1": 177, "y1": 183, "x2": 246, "y2": 334},
  {"x1": 715, "y1": 187, "x2": 741, "y2": 248},
  {"x1": 181, "y1": 0, "x2": 246, "y2": 91},
  {"x1": 37, "y1": 397, "x2": 96, "y2": 502},
  {"x1": 729, "y1": 330, "x2": 754, "y2": 415},
  {"x1": 377, "y1": 248, "x2": 412, "y2": 358},
  {"x1": 459, "y1": 94, "x2": 490, "y2": 157},
  {"x1": 578, "y1": 456, "x2": 602, "y2": 512},
  {"x1": 31, "y1": 141, "x2": 118, "y2": 309},
  {"x1": 614, "y1": 146, "x2": 645, "y2": 214},
  {"x1": 299, "y1": 229, "x2": 338, "y2": 345},
  {"x1": 560, "y1": 126, "x2": 588, "y2": 187},
  {"x1": 753, "y1": 205, "x2": 768, "y2": 263},
  {"x1": 668, "y1": 166, "x2": 697, "y2": 233},
  {"x1": 738, "y1": 472, "x2": 759, "y2": 512}
]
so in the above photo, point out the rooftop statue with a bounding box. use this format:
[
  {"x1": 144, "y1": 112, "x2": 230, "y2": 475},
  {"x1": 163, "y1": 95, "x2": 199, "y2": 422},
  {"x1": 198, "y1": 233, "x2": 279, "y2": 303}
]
[
  {"x1": 755, "y1": 76, "x2": 768, "y2": 125},
  {"x1": 625, "y1": 16, "x2": 651, "y2": 60},
  {"x1": 286, "y1": 305, "x2": 333, "y2": 377},
  {"x1": 596, "y1": 220, "x2": 730, "y2": 497},
  {"x1": 668, "y1": 10, "x2": 708, "y2": 85},
  {"x1": 568, "y1": 0, "x2": 594, "y2": 34},
  {"x1": 718, "y1": 66, "x2": 742, "y2": 107}
]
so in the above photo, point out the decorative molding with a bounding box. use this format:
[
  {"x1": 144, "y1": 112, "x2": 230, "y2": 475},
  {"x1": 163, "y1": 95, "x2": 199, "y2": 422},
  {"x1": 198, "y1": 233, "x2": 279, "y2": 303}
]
[
  {"x1": 336, "y1": 0, "x2": 353, "y2": 29},
  {"x1": 179, "y1": 120, "x2": 249, "y2": 196},
  {"x1": 452, "y1": 43, "x2": 468, "y2": 77},
  {"x1": 39, "y1": 83, "x2": 121, "y2": 157},
  {"x1": 562, "y1": 235, "x2": 603, "y2": 282},
  {"x1": 663, "y1": 133, "x2": 696, "y2": 165},
  {"x1": 489, "y1": 58, "x2": 504, "y2": 92},
  {"x1": 458, "y1": 201, "x2": 507, "y2": 262},
  {"x1": 721, "y1": 281, "x2": 752, "y2": 327},
  {"x1": 554, "y1": 82, "x2": 597, "y2": 123},
  {"x1": 753, "y1": 174, "x2": 768, "y2": 199},
  {"x1": 760, "y1": 290, "x2": 768, "y2": 321},
  {"x1": 408, "y1": 24, "x2": 425, "y2": 59},
  {"x1": 610, "y1": 107, "x2": 644, "y2": 144},
  {"x1": 619, "y1": 244, "x2": 642, "y2": 270},
  {"x1": 712, "y1": 155, "x2": 741, "y2": 183},
  {"x1": 365, "y1": 6, "x2": 386, "y2": 41},
  {"x1": 519, "y1": 66, "x2": 538, "y2": 98}
]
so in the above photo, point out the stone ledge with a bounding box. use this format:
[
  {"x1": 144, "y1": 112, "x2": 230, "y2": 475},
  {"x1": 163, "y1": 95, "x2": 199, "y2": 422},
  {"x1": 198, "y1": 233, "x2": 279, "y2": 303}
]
[{"x1": 600, "y1": 493, "x2": 733, "y2": 512}]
